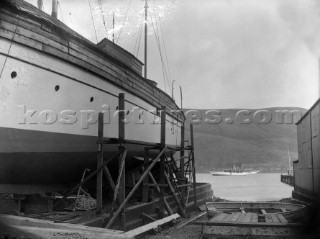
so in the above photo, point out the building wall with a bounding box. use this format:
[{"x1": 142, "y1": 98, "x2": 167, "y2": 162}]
[
  {"x1": 295, "y1": 99, "x2": 320, "y2": 199},
  {"x1": 311, "y1": 103, "x2": 320, "y2": 194}
]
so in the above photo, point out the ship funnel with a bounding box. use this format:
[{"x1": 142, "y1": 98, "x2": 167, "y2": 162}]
[{"x1": 51, "y1": 0, "x2": 58, "y2": 18}]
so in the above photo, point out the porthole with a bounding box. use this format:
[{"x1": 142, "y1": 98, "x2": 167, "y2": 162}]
[
  {"x1": 55, "y1": 85, "x2": 60, "y2": 91},
  {"x1": 90, "y1": 97, "x2": 94, "y2": 102},
  {"x1": 11, "y1": 71, "x2": 17, "y2": 78},
  {"x1": 126, "y1": 110, "x2": 130, "y2": 115}
]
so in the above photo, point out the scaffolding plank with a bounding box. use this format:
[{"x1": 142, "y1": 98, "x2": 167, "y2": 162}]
[
  {"x1": 221, "y1": 213, "x2": 234, "y2": 222},
  {"x1": 265, "y1": 214, "x2": 273, "y2": 223},
  {"x1": 270, "y1": 213, "x2": 280, "y2": 223},
  {"x1": 210, "y1": 213, "x2": 228, "y2": 222},
  {"x1": 123, "y1": 214, "x2": 180, "y2": 238},
  {"x1": 243, "y1": 213, "x2": 253, "y2": 223},
  {"x1": 230, "y1": 212, "x2": 242, "y2": 222},
  {"x1": 250, "y1": 213, "x2": 258, "y2": 223},
  {"x1": 277, "y1": 214, "x2": 288, "y2": 224},
  {"x1": 236, "y1": 213, "x2": 247, "y2": 222}
]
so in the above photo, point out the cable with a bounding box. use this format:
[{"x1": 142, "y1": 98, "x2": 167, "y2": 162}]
[
  {"x1": 133, "y1": 15, "x2": 144, "y2": 57},
  {"x1": 157, "y1": 11, "x2": 173, "y2": 87},
  {"x1": 116, "y1": 0, "x2": 134, "y2": 43},
  {"x1": 150, "y1": 14, "x2": 170, "y2": 92},
  {"x1": 151, "y1": 12, "x2": 171, "y2": 89},
  {"x1": 151, "y1": 1, "x2": 173, "y2": 90},
  {"x1": 0, "y1": 9, "x2": 22, "y2": 80},
  {"x1": 154, "y1": 3, "x2": 173, "y2": 88},
  {"x1": 135, "y1": 23, "x2": 142, "y2": 57},
  {"x1": 97, "y1": 0, "x2": 108, "y2": 38},
  {"x1": 154, "y1": 14, "x2": 171, "y2": 88},
  {"x1": 87, "y1": 0, "x2": 99, "y2": 43}
]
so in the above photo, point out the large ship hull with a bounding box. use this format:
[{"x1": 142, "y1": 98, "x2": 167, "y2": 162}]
[{"x1": 0, "y1": 1, "x2": 184, "y2": 194}]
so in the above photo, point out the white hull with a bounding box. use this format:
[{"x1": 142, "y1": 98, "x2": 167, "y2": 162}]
[
  {"x1": 210, "y1": 171, "x2": 260, "y2": 176},
  {"x1": 0, "y1": 3, "x2": 184, "y2": 193},
  {"x1": 0, "y1": 38, "x2": 181, "y2": 147}
]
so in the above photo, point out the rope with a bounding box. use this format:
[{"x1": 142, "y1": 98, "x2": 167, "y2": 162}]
[
  {"x1": 87, "y1": 0, "x2": 98, "y2": 43},
  {"x1": 153, "y1": 0, "x2": 173, "y2": 87},
  {"x1": 97, "y1": 0, "x2": 108, "y2": 38},
  {"x1": 0, "y1": 7, "x2": 22, "y2": 80},
  {"x1": 116, "y1": 0, "x2": 134, "y2": 43},
  {"x1": 133, "y1": 14, "x2": 144, "y2": 57},
  {"x1": 150, "y1": 13, "x2": 170, "y2": 92},
  {"x1": 158, "y1": 14, "x2": 173, "y2": 87}
]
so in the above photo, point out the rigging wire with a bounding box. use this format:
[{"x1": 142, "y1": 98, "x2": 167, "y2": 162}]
[
  {"x1": 156, "y1": 9, "x2": 173, "y2": 87},
  {"x1": 97, "y1": 0, "x2": 108, "y2": 38},
  {"x1": 151, "y1": 1, "x2": 173, "y2": 90},
  {"x1": 133, "y1": 14, "x2": 144, "y2": 57},
  {"x1": 150, "y1": 14, "x2": 169, "y2": 92},
  {"x1": 87, "y1": 0, "x2": 99, "y2": 43},
  {"x1": 150, "y1": 12, "x2": 171, "y2": 88},
  {"x1": 136, "y1": 22, "x2": 143, "y2": 57},
  {"x1": 154, "y1": 15, "x2": 171, "y2": 88},
  {"x1": 116, "y1": 0, "x2": 134, "y2": 43}
]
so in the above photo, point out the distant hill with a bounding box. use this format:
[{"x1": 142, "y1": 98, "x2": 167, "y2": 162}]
[{"x1": 183, "y1": 107, "x2": 306, "y2": 172}]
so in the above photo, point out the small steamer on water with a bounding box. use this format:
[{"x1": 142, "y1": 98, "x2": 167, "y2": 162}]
[{"x1": 209, "y1": 165, "x2": 260, "y2": 176}]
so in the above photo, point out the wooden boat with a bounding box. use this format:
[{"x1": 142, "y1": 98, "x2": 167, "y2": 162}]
[
  {"x1": 203, "y1": 201, "x2": 306, "y2": 237},
  {"x1": 0, "y1": 0, "x2": 184, "y2": 194}
]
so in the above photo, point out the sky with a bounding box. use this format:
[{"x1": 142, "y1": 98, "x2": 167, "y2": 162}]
[{"x1": 26, "y1": 0, "x2": 319, "y2": 109}]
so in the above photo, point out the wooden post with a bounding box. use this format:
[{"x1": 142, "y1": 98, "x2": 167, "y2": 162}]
[
  {"x1": 148, "y1": 172, "x2": 173, "y2": 215},
  {"x1": 180, "y1": 124, "x2": 185, "y2": 200},
  {"x1": 106, "y1": 147, "x2": 167, "y2": 229},
  {"x1": 165, "y1": 173, "x2": 187, "y2": 218},
  {"x1": 53, "y1": 150, "x2": 124, "y2": 208},
  {"x1": 142, "y1": 148, "x2": 150, "y2": 203},
  {"x1": 118, "y1": 93, "x2": 126, "y2": 230},
  {"x1": 96, "y1": 113, "x2": 104, "y2": 214},
  {"x1": 159, "y1": 106, "x2": 166, "y2": 218},
  {"x1": 110, "y1": 150, "x2": 127, "y2": 216},
  {"x1": 190, "y1": 124, "x2": 197, "y2": 211}
]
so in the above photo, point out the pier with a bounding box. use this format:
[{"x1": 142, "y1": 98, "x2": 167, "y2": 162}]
[{"x1": 280, "y1": 171, "x2": 294, "y2": 187}]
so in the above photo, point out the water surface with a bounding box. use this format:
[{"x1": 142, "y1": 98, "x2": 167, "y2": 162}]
[{"x1": 197, "y1": 173, "x2": 292, "y2": 201}]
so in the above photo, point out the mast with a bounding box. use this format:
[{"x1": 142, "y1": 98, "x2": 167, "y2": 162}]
[
  {"x1": 287, "y1": 145, "x2": 291, "y2": 169},
  {"x1": 144, "y1": 0, "x2": 148, "y2": 79},
  {"x1": 51, "y1": 0, "x2": 58, "y2": 18},
  {"x1": 171, "y1": 80, "x2": 175, "y2": 100},
  {"x1": 179, "y1": 86, "x2": 183, "y2": 109},
  {"x1": 113, "y1": 12, "x2": 115, "y2": 43}
]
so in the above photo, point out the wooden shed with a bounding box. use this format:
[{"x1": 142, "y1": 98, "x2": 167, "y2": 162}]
[{"x1": 293, "y1": 99, "x2": 320, "y2": 202}]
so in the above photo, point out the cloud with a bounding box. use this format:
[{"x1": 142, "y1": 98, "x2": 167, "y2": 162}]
[
  {"x1": 145, "y1": 0, "x2": 319, "y2": 109},
  {"x1": 25, "y1": 0, "x2": 319, "y2": 109}
]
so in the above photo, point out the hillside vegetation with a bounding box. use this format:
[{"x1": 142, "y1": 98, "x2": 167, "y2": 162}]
[{"x1": 183, "y1": 107, "x2": 306, "y2": 171}]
